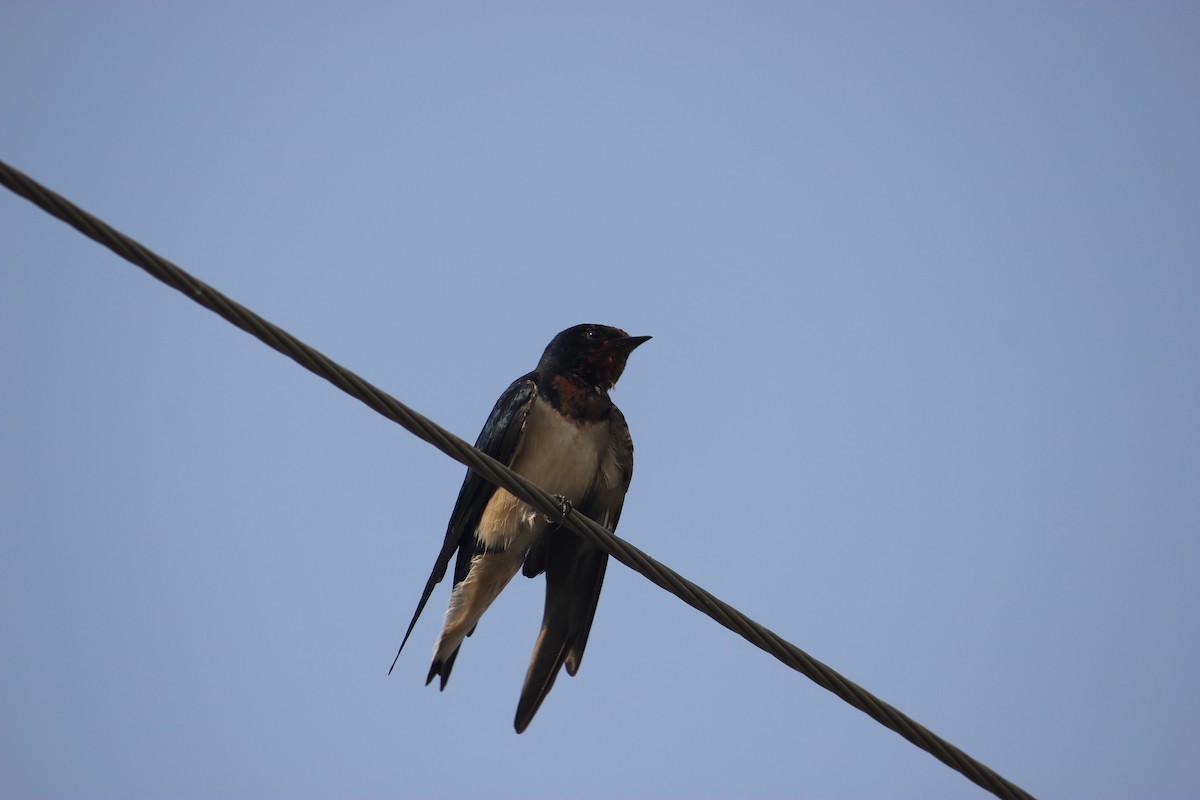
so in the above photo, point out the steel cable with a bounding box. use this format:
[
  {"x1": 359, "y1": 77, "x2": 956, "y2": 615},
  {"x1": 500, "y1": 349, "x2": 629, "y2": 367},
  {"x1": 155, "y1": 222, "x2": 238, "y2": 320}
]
[{"x1": 1, "y1": 158, "x2": 1035, "y2": 800}]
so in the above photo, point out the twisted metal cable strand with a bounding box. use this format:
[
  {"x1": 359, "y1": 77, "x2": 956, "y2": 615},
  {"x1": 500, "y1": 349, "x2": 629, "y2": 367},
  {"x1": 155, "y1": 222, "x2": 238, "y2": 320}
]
[{"x1": 1, "y1": 159, "x2": 1035, "y2": 800}]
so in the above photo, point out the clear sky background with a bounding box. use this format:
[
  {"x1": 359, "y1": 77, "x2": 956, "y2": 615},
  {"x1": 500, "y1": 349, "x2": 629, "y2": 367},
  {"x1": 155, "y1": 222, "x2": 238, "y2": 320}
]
[{"x1": 2, "y1": 3, "x2": 1197, "y2": 799}]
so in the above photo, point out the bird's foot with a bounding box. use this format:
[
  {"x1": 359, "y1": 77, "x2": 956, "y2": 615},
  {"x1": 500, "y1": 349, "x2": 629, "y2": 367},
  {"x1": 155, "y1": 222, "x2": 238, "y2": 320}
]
[{"x1": 546, "y1": 494, "x2": 573, "y2": 525}]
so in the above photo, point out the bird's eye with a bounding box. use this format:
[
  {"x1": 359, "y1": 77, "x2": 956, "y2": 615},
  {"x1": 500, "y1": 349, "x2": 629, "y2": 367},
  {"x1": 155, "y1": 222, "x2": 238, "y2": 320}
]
[{"x1": 584, "y1": 329, "x2": 601, "y2": 340}]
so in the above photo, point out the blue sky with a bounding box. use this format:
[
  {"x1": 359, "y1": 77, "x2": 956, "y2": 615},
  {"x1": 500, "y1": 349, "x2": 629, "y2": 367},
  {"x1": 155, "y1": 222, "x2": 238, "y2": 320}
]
[{"x1": 2, "y1": 3, "x2": 1198, "y2": 798}]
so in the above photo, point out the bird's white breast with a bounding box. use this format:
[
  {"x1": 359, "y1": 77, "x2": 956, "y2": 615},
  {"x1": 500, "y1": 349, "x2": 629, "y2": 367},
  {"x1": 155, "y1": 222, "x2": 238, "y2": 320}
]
[{"x1": 476, "y1": 395, "x2": 611, "y2": 552}]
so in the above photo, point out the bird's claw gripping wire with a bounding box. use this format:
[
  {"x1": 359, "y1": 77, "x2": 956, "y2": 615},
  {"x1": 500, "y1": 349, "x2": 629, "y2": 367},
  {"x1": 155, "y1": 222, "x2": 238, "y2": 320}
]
[{"x1": 545, "y1": 494, "x2": 573, "y2": 525}]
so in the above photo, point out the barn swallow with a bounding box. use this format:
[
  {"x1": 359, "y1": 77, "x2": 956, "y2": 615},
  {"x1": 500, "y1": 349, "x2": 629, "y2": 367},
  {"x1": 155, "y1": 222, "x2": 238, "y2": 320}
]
[{"x1": 390, "y1": 323, "x2": 649, "y2": 732}]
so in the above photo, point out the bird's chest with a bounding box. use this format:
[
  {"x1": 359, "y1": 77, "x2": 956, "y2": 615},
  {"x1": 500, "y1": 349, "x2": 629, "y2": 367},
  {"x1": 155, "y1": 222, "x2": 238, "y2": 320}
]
[
  {"x1": 476, "y1": 397, "x2": 611, "y2": 550},
  {"x1": 511, "y1": 397, "x2": 610, "y2": 501}
]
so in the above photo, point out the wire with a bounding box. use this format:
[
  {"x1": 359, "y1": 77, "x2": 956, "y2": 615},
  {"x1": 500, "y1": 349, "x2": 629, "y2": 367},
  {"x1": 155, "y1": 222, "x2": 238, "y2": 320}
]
[{"x1": 1, "y1": 158, "x2": 1036, "y2": 800}]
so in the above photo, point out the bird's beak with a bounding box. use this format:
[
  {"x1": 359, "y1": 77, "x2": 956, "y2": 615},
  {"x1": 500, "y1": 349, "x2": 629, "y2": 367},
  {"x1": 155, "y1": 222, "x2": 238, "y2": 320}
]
[{"x1": 618, "y1": 335, "x2": 652, "y2": 352}]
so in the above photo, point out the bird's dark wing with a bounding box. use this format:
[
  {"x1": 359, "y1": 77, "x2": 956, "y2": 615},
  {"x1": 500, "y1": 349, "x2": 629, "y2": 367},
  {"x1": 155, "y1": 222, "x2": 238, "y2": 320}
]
[
  {"x1": 388, "y1": 373, "x2": 538, "y2": 674},
  {"x1": 514, "y1": 406, "x2": 634, "y2": 732}
]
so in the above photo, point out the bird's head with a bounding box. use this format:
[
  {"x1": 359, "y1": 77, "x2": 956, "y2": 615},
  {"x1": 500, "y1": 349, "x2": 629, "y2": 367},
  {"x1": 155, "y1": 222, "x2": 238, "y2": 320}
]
[{"x1": 539, "y1": 324, "x2": 651, "y2": 389}]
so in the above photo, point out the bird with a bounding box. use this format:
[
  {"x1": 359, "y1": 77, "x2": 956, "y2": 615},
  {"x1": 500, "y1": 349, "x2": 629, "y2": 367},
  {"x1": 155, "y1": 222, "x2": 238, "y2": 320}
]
[{"x1": 390, "y1": 323, "x2": 650, "y2": 733}]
